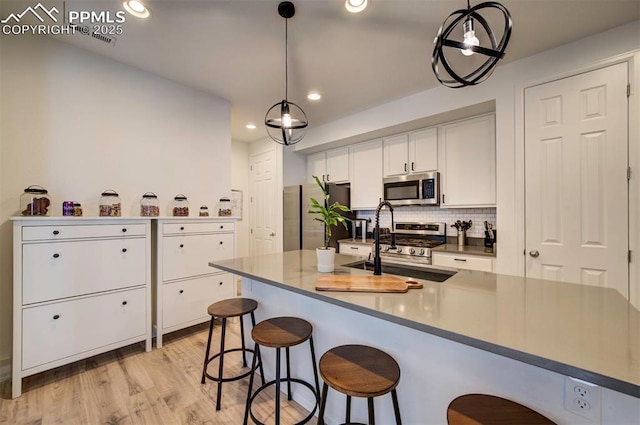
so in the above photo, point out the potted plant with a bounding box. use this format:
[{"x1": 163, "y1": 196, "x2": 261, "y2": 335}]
[{"x1": 307, "y1": 175, "x2": 351, "y2": 272}]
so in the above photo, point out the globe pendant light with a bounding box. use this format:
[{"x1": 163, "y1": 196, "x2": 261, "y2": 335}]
[
  {"x1": 265, "y1": 1, "x2": 308, "y2": 146},
  {"x1": 432, "y1": 1, "x2": 512, "y2": 88}
]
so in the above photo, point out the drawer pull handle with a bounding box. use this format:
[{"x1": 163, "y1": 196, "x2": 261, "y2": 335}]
[
  {"x1": 52, "y1": 253, "x2": 60, "y2": 258},
  {"x1": 179, "y1": 289, "x2": 184, "y2": 294},
  {"x1": 122, "y1": 248, "x2": 127, "y2": 253},
  {"x1": 122, "y1": 301, "x2": 128, "y2": 306},
  {"x1": 454, "y1": 258, "x2": 467, "y2": 262},
  {"x1": 219, "y1": 281, "x2": 223, "y2": 285},
  {"x1": 220, "y1": 225, "x2": 224, "y2": 229},
  {"x1": 180, "y1": 226, "x2": 185, "y2": 231},
  {"x1": 121, "y1": 228, "x2": 127, "y2": 233},
  {"x1": 52, "y1": 230, "x2": 60, "y2": 235},
  {"x1": 179, "y1": 244, "x2": 184, "y2": 248},
  {"x1": 219, "y1": 241, "x2": 223, "y2": 245},
  {"x1": 53, "y1": 314, "x2": 60, "y2": 320},
  {"x1": 350, "y1": 247, "x2": 358, "y2": 249}
]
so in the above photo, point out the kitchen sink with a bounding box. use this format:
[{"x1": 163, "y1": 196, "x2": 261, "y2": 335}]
[{"x1": 343, "y1": 260, "x2": 456, "y2": 283}]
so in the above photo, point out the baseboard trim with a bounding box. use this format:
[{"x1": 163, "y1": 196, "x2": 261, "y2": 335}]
[{"x1": 0, "y1": 357, "x2": 10, "y2": 382}]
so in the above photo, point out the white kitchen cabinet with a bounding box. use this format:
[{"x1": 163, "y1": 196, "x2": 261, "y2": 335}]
[
  {"x1": 307, "y1": 146, "x2": 350, "y2": 183},
  {"x1": 438, "y1": 114, "x2": 496, "y2": 207},
  {"x1": 350, "y1": 139, "x2": 383, "y2": 210},
  {"x1": 432, "y1": 252, "x2": 494, "y2": 272},
  {"x1": 338, "y1": 241, "x2": 372, "y2": 257},
  {"x1": 12, "y1": 217, "x2": 152, "y2": 399},
  {"x1": 383, "y1": 128, "x2": 438, "y2": 177},
  {"x1": 155, "y1": 218, "x2": 236, "y2": 348}
]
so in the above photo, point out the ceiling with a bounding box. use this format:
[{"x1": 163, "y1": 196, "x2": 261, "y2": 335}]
[{"x1": 3, "y1": 0, "x2": 639, "y2": 142}]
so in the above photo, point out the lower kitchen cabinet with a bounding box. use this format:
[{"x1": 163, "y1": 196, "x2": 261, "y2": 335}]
[
  {"x1": 11, "y1": 217, "x2": 152, "y2": 399},
  {"x1": 154, "y1": 218, "x2": 237, "y2": 348},
  {"x1": 338, "y1": 241, "x2": 372, "y2": 257},
  {"x1": 432, "y1": 252, "x2": 494, "y2": 272}
]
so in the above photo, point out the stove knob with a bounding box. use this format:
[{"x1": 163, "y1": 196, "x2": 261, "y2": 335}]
[
  {"x1": 419, "y1": 248, "x2": 425, "y2": 256},
  {"x1": 397, "y1": 247, "x2": 403, "y2": 253},
  {"x1": 383, "y1": 245, "x2": 390, "y2": 252},
  {"x1": 409, "y1": 248, "x2": 416, "y2": 255}
]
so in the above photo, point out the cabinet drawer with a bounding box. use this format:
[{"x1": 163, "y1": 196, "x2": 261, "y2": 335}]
[
  {"x1": 22, "y1": 224, "x2": 146, "y2": 241},
  {"x1": 23, "y1": 238, "x2": 146, "y2": 304},
  {"x1": 162, "y1": 274, "x2": 234, "y2": 329},
  {"x1": 163, "y1": 222, "x2": 235, "y2": 235},
  {"x1": 432, "y1": 253, "x2": 494, "y2": 272},
  {"x1": 22, "y1": 287, "x2": 146, "y2": 370},
  {"x1": 339, "y1": 243, "x2": 372, "y2": 257},
  {"x1": 162, "y1": 233, "x2": 234, "y2": 281}
]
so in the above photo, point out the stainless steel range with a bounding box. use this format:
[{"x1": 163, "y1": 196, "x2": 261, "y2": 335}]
[{"x1": 376, "y1": 222, "x2": 446, "y2": 266}]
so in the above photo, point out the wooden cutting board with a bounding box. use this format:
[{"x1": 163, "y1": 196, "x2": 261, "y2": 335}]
[{"x1": 315, "y1": 275, "x2": 422, "y2": 293}]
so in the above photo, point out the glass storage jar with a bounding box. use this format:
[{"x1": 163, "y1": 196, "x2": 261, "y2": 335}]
[
  {"x1": 73, "y1": 202, "x2": 83, "y2": 217},
  {"x1": 199, "y1": 205, "x2": 209, "y2": 217},
  {"x1": 172, "y1": 194, "x2": 189, "y2": 216},
  {"x1": 140, "y1": 192, "x2": 160, "y2": 217},
  {"x1": 99, "y1": 190, "x2": 121, "y2": 216},
  {"x1": 218, "y1": 197, "x2": 232, "y2": 216},
  {"x1": 20, "y1": 185, "x2": 51, "y2": 216}
]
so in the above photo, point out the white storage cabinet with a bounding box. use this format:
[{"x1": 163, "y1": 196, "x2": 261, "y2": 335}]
[
  {"x1": 307, "y1": 146, "x2": 350, "y2": 183},
  {"x1": 12, "y1": 217, "x2": 152, "y2": 399},
  {"x1": 432, "y1": 252, "x2": 494, "y2": 272},
  {"x1": 438, "y1": 114, "x2": 496, "y2": 207},
  {"x1": 350, "y1": 139, "x2": 384, "y2": 210},
  {"x1": 338, "y1": 241, "x2": 373, "y2": 257},
  {"x1": 155, "y1": 218, "x2": 236, "y2": 348},
  {"x1": 383, "y1": 128, "x2": 438, "y2": 177}
]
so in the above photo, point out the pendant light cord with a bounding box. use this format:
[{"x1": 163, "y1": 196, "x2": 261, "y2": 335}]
[{"x1": 285, "y1": 17, "x2": 289, "y2": 101}]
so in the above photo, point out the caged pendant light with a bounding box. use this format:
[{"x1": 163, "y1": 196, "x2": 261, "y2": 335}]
[
  {"x1": 265, "y1": 1, "x2": 308, "y2": 146},
  {"x1": 432, "y1": 0, "x2": 512, "y2": 88}
]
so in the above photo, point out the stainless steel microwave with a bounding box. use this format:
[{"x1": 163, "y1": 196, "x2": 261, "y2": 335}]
[{"x1": 383, "y1": 172, "x2": 440, "y2": 206}]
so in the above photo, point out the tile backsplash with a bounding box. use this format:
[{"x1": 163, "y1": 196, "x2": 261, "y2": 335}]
[{"x1": 356, "y1": 206, "x2": 496, "y2": 239}]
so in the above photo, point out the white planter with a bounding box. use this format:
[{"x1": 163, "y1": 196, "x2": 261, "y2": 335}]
[{"x1": 316, "y1": 247, "x2": 336, "y2": 273}]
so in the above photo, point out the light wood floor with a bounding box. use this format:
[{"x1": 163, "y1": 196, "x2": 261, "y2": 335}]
[{"x1": 0, "y1": 320, "x2": 313, "y2": 425}]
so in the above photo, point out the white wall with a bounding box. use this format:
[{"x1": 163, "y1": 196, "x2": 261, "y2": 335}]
[
  {"x1": 289, "y1": 21, "x2": 640, "y2": 288},
  {"x1": 231, "y1": 140, "x2": 250, "y2": 258},
  {"x1": 0, "y1": 35, "x2": 231, "y2": 369}
]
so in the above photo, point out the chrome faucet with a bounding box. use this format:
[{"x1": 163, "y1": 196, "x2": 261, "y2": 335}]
[{"x1": 373, "y1": 200, "x2": 396, "y2": 275}]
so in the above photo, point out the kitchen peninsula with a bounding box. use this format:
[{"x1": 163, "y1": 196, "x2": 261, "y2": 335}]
[{"x1": 210, "y1": 250, "x2": 639, "y2": 424}]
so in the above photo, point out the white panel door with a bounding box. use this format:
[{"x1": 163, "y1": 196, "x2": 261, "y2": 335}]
[
  {"x1": 410, "y1": 127, "x2": 438, "y2": 173},
  {"x1": 525, "y1": 62, "x2": 628, "y2": 298},
  {"x1": 307, "y1": 152, "x2": 326, "y2": 183},
  {"x1": 250, "y1": 149, "x2": 277, "y2": 256},
  {"x1": 383, "y1": 134, "x2": 409, "y2": 176},
  {"x1": 325, "y1": 147, "x2": 350, "y2": 183},
  {"x1": 351, "y1": 140, "x2": 383, "y2": 210}
]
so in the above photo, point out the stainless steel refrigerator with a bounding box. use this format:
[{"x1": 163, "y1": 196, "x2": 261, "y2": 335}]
[{"x1": 283, "y1": 183, "x2": 355, "y2": 252}]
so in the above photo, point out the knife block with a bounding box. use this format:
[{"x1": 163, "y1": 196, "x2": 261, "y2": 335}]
[{"x1": 484, "y1": 229, "x2": 497, "y2": 248}]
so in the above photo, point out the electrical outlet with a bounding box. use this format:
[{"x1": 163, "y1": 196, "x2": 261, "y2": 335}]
[{"x1": 564, "y1": 377, "x2": 602, "y2": 422}]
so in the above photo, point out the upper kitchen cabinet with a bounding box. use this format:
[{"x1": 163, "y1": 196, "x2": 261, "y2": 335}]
[
  {"x1": 383, "y1": 128, "x2": 438, "y2": 177},
  {"x1": 438, "y1": 114, "x2": 496, "y2": 208},
  {"x1": 351, "y1": 139, "x2": 383, "y2": 210},
  {"x1": 307, "y1": 146, "x2": 350, "y2": 184}
]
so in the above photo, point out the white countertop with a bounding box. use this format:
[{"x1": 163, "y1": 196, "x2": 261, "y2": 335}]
[{"x1": 210, "y1": 250, "x2": 640, "y2": 398}]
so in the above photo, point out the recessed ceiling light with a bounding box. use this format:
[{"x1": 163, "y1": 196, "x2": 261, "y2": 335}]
[
  {"x1": 245, "y1": 123, "x2": 257, "y2": 130},
  {"x1": 307, "y1": 92, "x2": 322, "y2": 101},
  {"x1": 345, "y1": 0, "x2": 368, "y2": 13},
  {"x1": 123, "y1": 1, "x2": 150, "y2": 18}
]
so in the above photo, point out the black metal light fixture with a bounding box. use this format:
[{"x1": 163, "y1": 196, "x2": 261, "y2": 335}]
[
  {"x1": 265, "y1": 1, "x2": 308, "y2": 146},
  {"x1": 432, "y1": 1, "x2": 512, "y2": 88}
]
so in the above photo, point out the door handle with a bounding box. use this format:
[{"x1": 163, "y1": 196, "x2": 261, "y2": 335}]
[
  {"x1": 411, "y1": 162, "x2": 415, "y2": 171},
  {"x1": 270, "y1": 232, "x2": 276, "y2": 237},
  {"x1": 529, "y1": 250, "x2": 540, "y2": 258},
  {"x1": 404, "y1": 163, "x2": 408, "y2": 172}
]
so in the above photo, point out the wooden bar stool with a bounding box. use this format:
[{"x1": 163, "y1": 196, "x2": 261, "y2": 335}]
[
  {"x1": 201, "y1": 297, "x2": 264, "y2": 410},
  {"x1": 243, "y1": 316, "x2": 321, "y2": 425},
  {"x1": 447, "y1": 394, "x2": 557, "y2": 424},
  {"x1": 318, "y1": 344, "x2": 402, "y2": 425}
]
